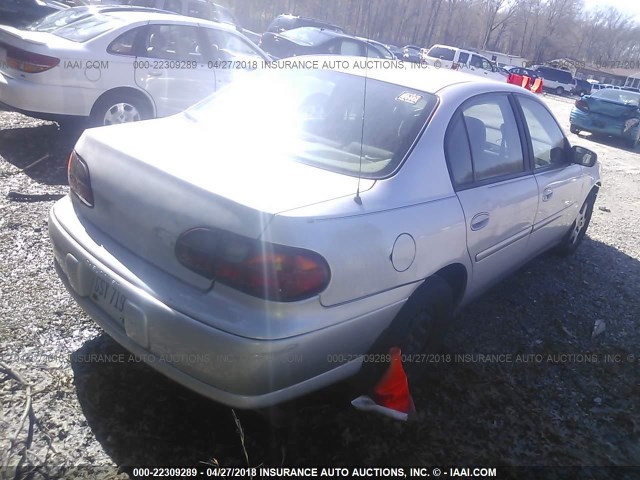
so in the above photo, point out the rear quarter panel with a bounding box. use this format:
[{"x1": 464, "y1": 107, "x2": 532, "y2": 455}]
[{"x1": 262, "y1": 94, "x2": 473, "y2": 308}]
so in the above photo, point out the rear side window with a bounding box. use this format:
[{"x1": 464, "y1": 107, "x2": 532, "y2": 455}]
[
  {"x1": 107, "y1": 27, "x2": 141, "y2": 56},
  {"x1": 445, "y1": 113, "x2": 474, "y2": 185},
  {"x1": 203, "y1": 29, "x2": 264, "y2": 61},
  {"x1": 428, "y1": 46, "x2": 455, "y2": 61},
  {"x1": 445, "y1": 94, "x2": 525, "y2": 186},
  {"x1": 140, "y1": 24, "x2": 202, "y2": 60},
  {"x1": 457, "y1": 52, "x2": 469, "y2": 64}
]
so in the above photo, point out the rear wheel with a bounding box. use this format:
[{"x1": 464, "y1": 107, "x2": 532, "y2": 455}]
[
  {"x1": 90, "y1": 92, "x2": 151, "y2": 127},
  {"x1": 555, "y1": 191, "x2": 596, "y2": 256},
  {"x1": 358, "y1": 276, "x2": 453, "y2": 388},
  {"x1": 556, "y1": 86, "x2": 565, "y2": 95}
]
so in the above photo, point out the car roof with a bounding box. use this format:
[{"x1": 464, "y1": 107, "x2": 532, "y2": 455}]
[
  {"x1": 279, "y1": 55, "x2": 530, "y2": 95},
  {"x1": 99, "y1": 9, "x2": 236, "y2": 30}
]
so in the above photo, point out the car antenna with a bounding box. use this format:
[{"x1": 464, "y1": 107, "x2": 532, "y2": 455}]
[
  {"x1": 354, "y1": 74, "x2": 368, "y2": 206},
  {"x1": 354, "y1": 4, "x2": 371, "y2": 206}
]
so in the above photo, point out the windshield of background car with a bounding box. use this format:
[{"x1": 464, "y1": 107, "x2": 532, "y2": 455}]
[
  {"x1": 428, "y1": 46, "x2": 455, "y2": 60},
  {"x1": 592, "y1": 89, "x2": 640, "y2": 106},
  {"x1": 40, "y1": 14, "x2": 126, "y2": 42},
  {"x1": 281, "y1": 27, "x2": 329, "y2": 45},
  {"x1": 186, "y1": 69, "x2": 437, "y2": 178},
  {"x1": 26, "y1": 7, "x2": 92, "y2": 31}
]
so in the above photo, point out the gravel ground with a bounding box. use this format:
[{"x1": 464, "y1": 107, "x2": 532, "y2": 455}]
[{"x1": 0, "y1": 95, "x2": 639, "y2": 479}]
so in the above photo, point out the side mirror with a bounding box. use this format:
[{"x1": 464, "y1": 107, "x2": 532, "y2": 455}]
[{"x1": 571, "y1": 145, "x2": 597, "y2": 167}]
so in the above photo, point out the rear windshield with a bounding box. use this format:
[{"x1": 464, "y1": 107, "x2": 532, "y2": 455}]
[
  {"x1": 49, "y1": 15, "x2": 125, "y2": 42},
  {"x1": 428, "y1": 46, "x2": 455, "y2": 61},
  {"x1": 26, "y1": 7, "x2": 92, "y2": 32},
  {"x1": 28, "y1": 11, "x2": 125, "y2": 42},
  {"x1": 537, "y1": 67, "x2": 572, "y2": 82},
  {"x1": 592, "y1": 89, "x2": 640, "y2": 106},
  {"x1": 187, "y1": 69, "x2": 438, "y2": 178}
]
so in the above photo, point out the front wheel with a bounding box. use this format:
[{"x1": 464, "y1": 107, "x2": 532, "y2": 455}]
[
  {"x1": 625, "y1": 129, "x2": 640, "y2": 149},
  {"x1": 556, "y1": 86, "x2": 565, "y2": 95},
  {"x1": 554, "y1": 191, "x2": 596, "y2": 256}
]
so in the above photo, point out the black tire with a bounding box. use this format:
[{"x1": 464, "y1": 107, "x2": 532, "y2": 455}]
[
  {"x1": 554, "y1": 191, "x2": 597, "y2": 256},
  {"x1": 89, "y1": 91, "x2": 151, "y2": 127},
  {"x1": 570, "y1": 124, "x2": 580, "y2": 134},
  {"x1": 625, "y1": 130, "x2": 639, "y2": 149},
  {"x1": 357, "y1": 276, "x2": 454, "y2": 389},
  {"x1": 556, "y1": 86, "x2": 565, "y2": 96}
]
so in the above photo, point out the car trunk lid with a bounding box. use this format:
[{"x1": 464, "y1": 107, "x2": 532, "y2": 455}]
[
  {"x1": 585, "y1": 96, "x2": 639, "y2": 118},
  {"x1": 73, "y1": 115, "x2": 374, "y2": 290}
]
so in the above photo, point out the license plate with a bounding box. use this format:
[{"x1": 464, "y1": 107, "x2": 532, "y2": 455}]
[{"x1": 91, "y1": 269, "x2": 127, "y2": 322}]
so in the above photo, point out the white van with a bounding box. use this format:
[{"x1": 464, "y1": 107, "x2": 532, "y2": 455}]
[{"x1": 423, "y1": 44, "x2": 507, "y2": 82}]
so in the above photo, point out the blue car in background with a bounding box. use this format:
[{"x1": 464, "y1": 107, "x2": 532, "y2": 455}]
[{"x1": 570, "y1": 89, "x2": 640, "y2": 148}]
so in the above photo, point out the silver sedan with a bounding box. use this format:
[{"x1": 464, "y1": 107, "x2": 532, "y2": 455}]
[{"x1": 49, "y1": 58, "x2": 601, "y2": 408}]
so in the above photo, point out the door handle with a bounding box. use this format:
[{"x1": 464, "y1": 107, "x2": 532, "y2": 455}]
[
  {"x1": 470, "y1": 212, "x2": 490, "y2": 231},
  {"x1": 542, "y1": 188, "x2": 553, "y2": 201}
]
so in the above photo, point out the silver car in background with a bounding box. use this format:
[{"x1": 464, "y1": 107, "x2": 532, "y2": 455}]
[{"x1": 49, "y1": 58, "x2": 601, "y2": 408}]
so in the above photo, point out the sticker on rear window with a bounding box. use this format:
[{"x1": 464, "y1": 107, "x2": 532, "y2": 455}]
[{"x1": 396, "y1": 92, "x2": 423, "y2": 105}]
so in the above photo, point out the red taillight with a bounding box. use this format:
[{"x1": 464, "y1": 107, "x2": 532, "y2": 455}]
[
  {"x1": 68, "y1": 151, "x2": 94, "y2": 207},
  {"x1": 5, "y1": 45, "x2": 59, "y2": 73},
  {"x1": 175, "y1": 228, "x2": 331, "y2": 302},
  {"x1": 575, "y1": 99, "x2": 589, "y2": 112}
]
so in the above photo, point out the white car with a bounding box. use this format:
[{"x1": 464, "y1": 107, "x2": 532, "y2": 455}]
[
  {"x1": 423, "y1": 44, "x2": 507, "y2": 83},
  {"x1": 0, "y1": 8, "x2": 269, "y2": 125},
  {"x1": 49, "y1": 59, "x2": 601, "y2": 408}
]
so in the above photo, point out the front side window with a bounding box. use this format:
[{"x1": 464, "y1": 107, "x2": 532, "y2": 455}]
[
  {"x1": 187, "y1": 69, "x2": 438, "y2": 178},
  {"x1": 457, "y1": 52, "x2": 469, "y2": 65},
  {"x1": 518, "y1": 96, "x2": 567, "y2": 169},
  {"x1": 459, "y1": 95, "x2": 524, "y2": 181}
]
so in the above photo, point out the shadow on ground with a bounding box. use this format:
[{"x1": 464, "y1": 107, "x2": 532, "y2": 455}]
[
  {"x1": 575, "y1": 130, "x2": 640, "y2": 154},
  {"x1": 0, "y1": 120, "x2": 85, "y2": 186},
  {"x1": 70, "y1": 237, "x2": 640, "y2": 469}
]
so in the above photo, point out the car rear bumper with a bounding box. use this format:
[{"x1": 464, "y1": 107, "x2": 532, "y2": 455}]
[
  {"x1": 569, "y1": 108, "x2": 637, "y2": 138},
  {"x1": 49, "y1": 196, "x2": 404, "y2": 408},
  {"x1": 0, "y1": 70, "x2": 93, "y2": 117}
]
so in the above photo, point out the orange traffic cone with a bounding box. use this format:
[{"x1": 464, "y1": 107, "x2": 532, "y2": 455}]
[{"x1": 351, "y1": 347, "x2": 416, "y2": 421}]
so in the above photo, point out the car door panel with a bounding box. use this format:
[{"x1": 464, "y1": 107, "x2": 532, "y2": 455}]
[
  {"x1": 134, "y1": 23, "x2": 214, "y2": 117},
  {"x1": 445, "y1": 94, "x2": 538, "y2": 299},
  {"x1": 458, "y1": 177, "x2": 538, "y2": 285},
  {"x1": 517, "y1": 96, "x2": 585, "y2": 252}
]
